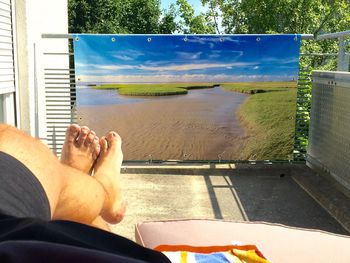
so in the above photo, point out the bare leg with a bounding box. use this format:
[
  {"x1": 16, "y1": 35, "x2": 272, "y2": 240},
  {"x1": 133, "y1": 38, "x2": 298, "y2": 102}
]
[
  {"x1": 94, "y1": 132, "x2": 126, "y2": 224},
  {"x1": 60, "y1": 124, "x2": 107, "y2": 229},
  {"x1": 0, "y1": 124, "x2": 123, "y2": 225},
  {"x1": 55, "y1": 129, "x2": 126, "y2": 224},
  {"x1": 59, "y1": 124, "x2": 125, "y2": 229}
]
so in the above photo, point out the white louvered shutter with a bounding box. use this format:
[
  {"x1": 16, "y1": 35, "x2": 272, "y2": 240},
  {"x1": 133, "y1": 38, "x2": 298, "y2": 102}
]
[{"x1": 0, "y1": 0, "x2": 16, "y2": 125}]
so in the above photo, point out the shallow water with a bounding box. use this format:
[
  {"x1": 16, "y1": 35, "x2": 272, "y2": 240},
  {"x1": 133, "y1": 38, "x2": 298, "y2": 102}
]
[
  {"x1": 76, "y1": 86, "x2": 146, "y2": 105},
  {"x1": 76, "y1": 85, "x2": 247, "y2": 107}
]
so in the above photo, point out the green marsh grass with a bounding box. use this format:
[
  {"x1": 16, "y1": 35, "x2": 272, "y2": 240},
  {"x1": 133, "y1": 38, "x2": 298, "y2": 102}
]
[
  {"x1": 224, "y1": 82, "x2": 297, "y2": 160},
  {"x1": 118, "y1": 86, "x2": 187, "y2": 96},
  {"x1": 94, "y1": 83, "x2": 215, "y2": 96}
]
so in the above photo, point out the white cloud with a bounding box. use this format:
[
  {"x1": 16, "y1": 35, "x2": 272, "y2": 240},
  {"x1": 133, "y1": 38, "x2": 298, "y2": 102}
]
[
  {"x1": 110, "y1": 49, "x2": 144, "y2": 60},
  {"x1": 77, "y1": 74, "x2": 227, "y2": 83},
  {"x1": 207, "y1": 50, "x2": 243, "y2": 59},
  {"x1": 186, "y1": 36, "x2": 242, "y2": 45},
  {"x1": 76, "y1": 73, "x2": 296, "y2": 84},
  {"x1": 75, "y1": 63, "x2": 137, "y2": 71},
  {"x1": 98, "y1": 65, "x2": 137, "y2": 70},
  {"x1": 77, "y1": 61, "x2": 257, "y2": 73},
  {"x1": 262, "y1": 57, "x2": 299, "y2": 64},
  {"x1": 138, "y1": 62, "x2": 239, "y2": 71},
  {"x1": 113, "y1": 55, "x2": 134, "y2": 61},
  {"x1": 176, "y1": 51, "x2": 202, "y2": 60},
  {"x1": 75, "y1": 62, "x2": 92, "y2": 68},
  {"x1": 77, "y1": 69, "x2": 110, "y2": 75}
]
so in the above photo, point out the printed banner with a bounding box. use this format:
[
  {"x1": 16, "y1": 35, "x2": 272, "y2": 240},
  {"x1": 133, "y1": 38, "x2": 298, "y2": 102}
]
[{"x1": 73, "y1": 34, "x2": 301, "y2": 161}]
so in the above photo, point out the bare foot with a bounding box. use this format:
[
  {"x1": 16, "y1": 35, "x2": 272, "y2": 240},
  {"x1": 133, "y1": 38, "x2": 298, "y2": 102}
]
[
  {"x1": 61, "y1": 124, "x2": 100, "y2": 174},
  {"x1": 94, "y1": 131, "x2": 126, "y2": 224}
]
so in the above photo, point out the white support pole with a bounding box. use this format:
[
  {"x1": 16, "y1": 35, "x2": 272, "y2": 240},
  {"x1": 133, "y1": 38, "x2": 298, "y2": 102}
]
[
  {"x1": 34, "y1": 43, "x2": 39, "y2": 138},
  {"x1": 3, "y1": 93, "x2": 16, "y2": 126},
  {"x1": 34, "y1": 40, "x2": 49, "y2": 142}
]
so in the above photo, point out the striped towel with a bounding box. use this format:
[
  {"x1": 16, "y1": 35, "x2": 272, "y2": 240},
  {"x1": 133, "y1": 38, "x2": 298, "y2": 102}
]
[{"x1": 155, "y1": 245, "x2": 271, "y2": 263}]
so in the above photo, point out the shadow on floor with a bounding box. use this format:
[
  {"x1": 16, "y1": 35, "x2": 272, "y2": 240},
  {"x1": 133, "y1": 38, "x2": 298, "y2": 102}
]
[{"x1": 204, "y1": 174, "x2": 348, "y2": 235}]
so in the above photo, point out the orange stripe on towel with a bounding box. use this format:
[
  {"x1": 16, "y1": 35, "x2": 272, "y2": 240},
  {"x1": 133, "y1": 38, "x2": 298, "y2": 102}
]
[{"x1": 154, "y1": 244, "x2": 267, "y2": 259}]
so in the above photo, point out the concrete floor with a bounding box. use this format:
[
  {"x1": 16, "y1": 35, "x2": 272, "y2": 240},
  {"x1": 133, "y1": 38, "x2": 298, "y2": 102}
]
[{"x1": 110, "y1": 164, "x2": 349, "y2": 240}]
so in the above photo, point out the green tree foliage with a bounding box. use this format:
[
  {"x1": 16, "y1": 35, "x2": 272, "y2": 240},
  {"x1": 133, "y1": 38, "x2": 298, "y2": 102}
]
[
  {"x1": 118, "y1": 0, "x2": 162, "y2": 33},
  {"x1": 176, "y1": 0, "x2": 215, "y2": 33},
  {"x1": 68, "y1": 0, "x2": 177, "y2": 34},
  {"x1": 159, "y1": 4, "x2": 180, "y2": 34},
  {"x1": 69, "y1": 0, "x2": 350, "y2": 39},
  {"x1": 68, "y1": 0, "x2": 124, "y2": 33},
  {"x1": 201, "y1": 0, "x2": 222, "y2": 33},
  {"x1": 217, "y1": 0, "x2": 349, "y2": 35}
]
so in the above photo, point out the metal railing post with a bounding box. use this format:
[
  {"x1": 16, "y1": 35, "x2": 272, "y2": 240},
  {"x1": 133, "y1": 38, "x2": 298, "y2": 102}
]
[
  {"x1": 345, "y1": 53, "x2": 350, "y2": 72},
  {"x1": 317, "y1": 30, "x2": 350, "y2": 72},
  {"x1": 338, "y1": 37, "x2": 348, "y2": 71}
]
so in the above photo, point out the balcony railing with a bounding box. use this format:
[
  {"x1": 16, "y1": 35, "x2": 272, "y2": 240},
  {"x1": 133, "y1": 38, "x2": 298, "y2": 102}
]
[{"x1": 308, "y1": 71, "x2": 350, "y2": 192}]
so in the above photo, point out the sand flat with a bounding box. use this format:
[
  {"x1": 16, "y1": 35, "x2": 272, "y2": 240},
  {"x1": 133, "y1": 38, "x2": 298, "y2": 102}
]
[{"x1": 78, "y1": 87, "x2": 248, "y2": 160}]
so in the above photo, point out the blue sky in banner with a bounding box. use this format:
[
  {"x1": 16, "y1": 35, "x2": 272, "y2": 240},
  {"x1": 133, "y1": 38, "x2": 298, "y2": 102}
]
[{"x1": 73, "y1": 35, "x2": 301, "y2": 84}]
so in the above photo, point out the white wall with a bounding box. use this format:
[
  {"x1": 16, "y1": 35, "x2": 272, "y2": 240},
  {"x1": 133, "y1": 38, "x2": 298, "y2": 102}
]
[{"x1": 17, "y1": 0, "x2": 68, "y2": 138}]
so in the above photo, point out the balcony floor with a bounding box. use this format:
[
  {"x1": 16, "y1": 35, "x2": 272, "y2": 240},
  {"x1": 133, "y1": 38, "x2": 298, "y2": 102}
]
[{"x1": 110, "y1": 163, "x2": 350, "y2": 240}]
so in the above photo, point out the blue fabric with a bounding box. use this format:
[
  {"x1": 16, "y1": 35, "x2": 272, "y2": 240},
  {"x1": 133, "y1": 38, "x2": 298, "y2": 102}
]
[{"x1": 195, "y1": 252, "x2": 231, "y2": 262}]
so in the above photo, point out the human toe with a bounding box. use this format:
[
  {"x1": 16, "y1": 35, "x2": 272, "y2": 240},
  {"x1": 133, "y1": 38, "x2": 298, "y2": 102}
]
[
  {"x1": 76, "y1": 126, "x2": 90, "y2": 146},
  {"x1": 106, "y1": 131, "x2": 122, "y2": 149},
  {"x1": 92, "y1": 136, "x2": 101, "y2": 158},
  {"x1": 99, "y1": 137, "x2": 108, "y2": 153},
  {"x1": 65, "y1": 124, "x2": 81, "y2": 143},
  {"x1": 85, "y1": 130, "x2": 96, "y2": 147}
]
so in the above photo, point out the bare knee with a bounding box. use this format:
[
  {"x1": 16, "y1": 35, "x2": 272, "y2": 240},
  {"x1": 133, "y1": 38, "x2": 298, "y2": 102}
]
[
  {"x1": 0, "y1": 124, "x2": 30, "y2": 141},
  {"x1": 0, "y1": 124, "x2": 20, "y2": 149},
  {"x1": 0, "y1": 125, "x2": 32, "y2": 154},
  {"x1": 0, "y1": 123, "x2": 13, "y2": 135}
]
